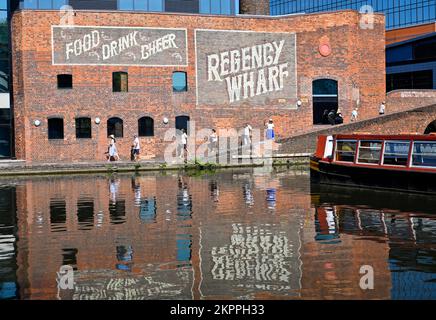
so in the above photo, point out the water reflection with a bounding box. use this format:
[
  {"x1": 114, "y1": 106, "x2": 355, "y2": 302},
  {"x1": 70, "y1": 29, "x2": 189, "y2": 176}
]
[
  {"x1": 0, "y1": 187, "x2": 18, "y2": 299},
  {"x1": 0, "y1": 169, "x2": 435, "y2": 300}
]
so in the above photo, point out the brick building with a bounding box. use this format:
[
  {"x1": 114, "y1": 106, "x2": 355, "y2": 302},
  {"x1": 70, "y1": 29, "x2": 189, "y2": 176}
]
[{"x1": 10, "y1": 4, "x2": 386, "y2": 162}]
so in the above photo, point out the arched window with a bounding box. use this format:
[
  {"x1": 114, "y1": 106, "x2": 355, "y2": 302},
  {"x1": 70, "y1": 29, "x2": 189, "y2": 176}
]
[
  {"x1": 172, "y1": 71, "x2": 187, "y2": 92},
  {"x1": 312, "y1": 79, "x2": 339, "y2": 125},
  {"x1": 48, "y1": 118, "x2": 64, "y2": 140},
  {"x1": 107, "y1": 117, "x2": 123, "y2": 138},
  {"x1": 113, "y1": 72, "x2": 128, "y2": 92},
  {"x1": 425, "y1": 120, "x2": 436, "y2": 134},
  {"x1": 75, "y1": 117, "x2": 92, "y2": 139},
  {"x1": 138, "y1": 116, "x2": 154, "y2": 137}
]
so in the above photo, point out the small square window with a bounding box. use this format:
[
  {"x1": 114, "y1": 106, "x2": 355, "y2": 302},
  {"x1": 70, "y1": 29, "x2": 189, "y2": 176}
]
[
  {"x1": 57, "y1": 74, "x2": 73, "y2": 89},
  {"x1": 113, "y1": 72, "x2": 128, "y2": 92},
  {"x1": 75, "y1": 118, "x2": 92, "y2": 139},
  {"x1": 48, "y1": 118, "x2": 64, "y2": 140},
  {"x1": 173, "y1": 72, "x2": 187, "y2": 92}
]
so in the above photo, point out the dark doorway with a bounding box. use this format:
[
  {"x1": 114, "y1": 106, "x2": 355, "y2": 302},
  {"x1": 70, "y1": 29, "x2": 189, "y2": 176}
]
[
  {"x1": 175, "y1": 115, "x2": 190, "y2": 132},
  {"x1": 313, "y1": 79, "x2": 338, "y2": 125},
  {"x1": 424, "y1": 120, "x2": 436, "y2": 134}
]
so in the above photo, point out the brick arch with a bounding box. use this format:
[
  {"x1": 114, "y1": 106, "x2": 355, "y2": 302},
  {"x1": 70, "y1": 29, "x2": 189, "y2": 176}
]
[{"x1": 424, "y1": 120, "x2": 436, "y2": 134}]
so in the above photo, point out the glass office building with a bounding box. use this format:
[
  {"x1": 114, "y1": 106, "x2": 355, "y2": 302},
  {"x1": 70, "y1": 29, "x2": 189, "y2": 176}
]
[
  {"x1": 0, "y1": 0, "x2": 10, "y2": 158},
  {"x1": 270, "y1": 0, "x2": 436, "y2": 30},
  {"x1": 17, "y1": 0, "x2": 239, "y2": 15}
]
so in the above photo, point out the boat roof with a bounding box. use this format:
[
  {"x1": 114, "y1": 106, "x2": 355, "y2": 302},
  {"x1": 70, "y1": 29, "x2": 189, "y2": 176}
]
[{"x1": 333, "y1": 133, "x2": 436, "y2": 141}]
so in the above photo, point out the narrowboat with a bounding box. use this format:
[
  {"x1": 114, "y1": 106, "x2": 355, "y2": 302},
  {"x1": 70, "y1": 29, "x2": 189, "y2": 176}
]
[{"x1": 310, "y1": 134, "x2": 436, "y2": 194}]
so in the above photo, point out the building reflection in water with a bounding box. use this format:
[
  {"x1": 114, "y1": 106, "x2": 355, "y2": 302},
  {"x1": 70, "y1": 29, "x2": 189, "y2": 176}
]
[
  {"x1": 0, "y1": 187, "x2": 18, "y2": 299},
  {"x1": 314, "y1": 207, "x2": 340, "y2": 243},
  {"x1": 209, "y1": 180, "x2": 219, "y2": 203},
  {"x1": 176, "y1": 176, "x2": 193, "y2": 268},
  {"x1": 62, "y1": 248, "x2": 78, "y2": 271},
  {"x1": 50, "y1": 199, "x2": 67, "y2": 233},
  {"x1": 77, "y1": 198, "x2": 94, "y2": 231},
  {"x1": 116, "y1": 245, "x2": 133, "y2": 272},
  {"x1": 312, "y1": 184, "x2": 436, "y2": 299},
  {"x1": 242, "y1": 182, "x2": 254, "y2": 207},
  {"x1": 0, "y1": 170, "x2": 435, "y2": 299}
]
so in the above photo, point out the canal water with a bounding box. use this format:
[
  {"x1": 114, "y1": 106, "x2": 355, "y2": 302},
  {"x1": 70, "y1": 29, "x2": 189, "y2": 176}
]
[{"x1": 0, "y1": 167, "x2": 435, "y2": 300}]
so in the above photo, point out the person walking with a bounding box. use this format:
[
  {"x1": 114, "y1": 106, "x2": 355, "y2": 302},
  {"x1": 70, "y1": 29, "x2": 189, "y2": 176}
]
[
  {"x1": 180, "y1": 128, "x2": 188, "y2": 159},
  {"x1": 131, "y1": 135, "x2": 140, "y2": 162},
  {"x1": 351, "y1": 108, "x2": 359, "y2": 122},
  {"x1": 242, "y1": 123, "x2": 252, "y2": 146},
  {"x1": 266, "y1": 119, "x2": 275, "y2": 140},
  {"x1": 328, "y1": 109, "x2": 336, "y2": 125},
  {"x1": 108, "y1": 135, "x2": 119, "y2": 162},
  {"x1": 379, "y1": 101, "x2": 386, "y2": 115},
  {"x1": 209, "y1": 129, "x2": 218, "y2": 151}
]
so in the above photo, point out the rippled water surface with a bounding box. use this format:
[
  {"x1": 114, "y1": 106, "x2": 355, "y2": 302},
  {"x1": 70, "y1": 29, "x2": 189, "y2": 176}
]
[{"x1": 0, "y1": 167, "x2": 435, "y2": 300}]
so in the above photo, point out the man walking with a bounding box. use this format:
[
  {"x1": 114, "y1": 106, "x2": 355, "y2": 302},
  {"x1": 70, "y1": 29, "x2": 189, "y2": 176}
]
[
  {"x1": 242, "y1": 123, "x2": 252, "y2": 147},
  {"x1": 132, "y1": 135, "x2": 140, "y2": 162}
]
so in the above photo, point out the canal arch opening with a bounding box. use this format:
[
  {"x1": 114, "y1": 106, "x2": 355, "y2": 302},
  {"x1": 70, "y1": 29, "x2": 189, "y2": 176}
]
[
  {"x1": 424, "y1": 120, "x2": 436, "y2": 134},
  {"x1": 312, "y1": 79, "x2": 338, "y2": 125}
]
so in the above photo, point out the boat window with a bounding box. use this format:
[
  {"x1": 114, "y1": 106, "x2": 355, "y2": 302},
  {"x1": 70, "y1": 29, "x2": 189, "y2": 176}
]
[
  {"x1": 412, "y1": 142, "x2": 436, "y2": 167},
  {"x1": 383, "y1": 141, "x2": 410, "y2": 166},
  {"x1": 335, "y1": 140, "x2": 357, "y2": 162},
  {"x1": 357, "y1": 141, "x2": 382, "y2": 164}
]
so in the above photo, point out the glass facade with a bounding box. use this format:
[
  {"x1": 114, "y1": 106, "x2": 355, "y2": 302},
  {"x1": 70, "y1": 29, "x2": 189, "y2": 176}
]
[
  {"x1": 0, "y1": 0, "x2": 10, "y2": 158},
  {"x1": 386, "y1": 34, "x2": 436, "y2": 91},
  {"x1": 270, "y1": 0, "x2": 436, "y2": 30},
  {"x1": 18, "y1": 0, "x2": 238, "y2": 14}
]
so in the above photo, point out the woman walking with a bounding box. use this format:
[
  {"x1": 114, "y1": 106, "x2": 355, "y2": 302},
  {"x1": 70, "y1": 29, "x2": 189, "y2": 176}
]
[
  {"x1": 266, "y1": 119, "x2": 275, "y2": 140},
  {"x1": 107, "y1": 134, "x2": 120, "y2": 161}
]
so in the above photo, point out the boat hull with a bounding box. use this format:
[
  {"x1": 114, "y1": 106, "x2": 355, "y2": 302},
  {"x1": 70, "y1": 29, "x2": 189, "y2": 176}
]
[{"x1": 310, "y1": 157, "x2": 436, "y2": 194}]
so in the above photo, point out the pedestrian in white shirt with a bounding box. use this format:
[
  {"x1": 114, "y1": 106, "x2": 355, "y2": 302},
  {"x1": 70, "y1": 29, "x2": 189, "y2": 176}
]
[
  {"x1": 242, "y1": 123, "x2": 252, "y2": 146},
  {"x1": 132, "y1": 135, "x2": 140, "y2": 162},
  {"x1": 351, "y1": 108, "x2": 359, "y2": 122},
  {"x1": 266, "y1": 119, "x2": 275, "y2": 140},
  {"x1": 379, "y1": 102, "x2": 386, "y2": 115},
  {"x1": 179, "y1": 129, "x2": 188, "y2": 159}
]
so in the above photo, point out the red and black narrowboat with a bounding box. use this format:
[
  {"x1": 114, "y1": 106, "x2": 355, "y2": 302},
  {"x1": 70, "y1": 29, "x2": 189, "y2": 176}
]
[{"x1": 310, "y1": 133, "x2": 436, "y2": 194}]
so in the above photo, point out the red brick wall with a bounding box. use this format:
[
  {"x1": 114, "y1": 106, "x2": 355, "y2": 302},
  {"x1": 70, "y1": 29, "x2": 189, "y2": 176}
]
[
  {"x1": 386, "y1": 90, "x2": 436, "y2": 114},
  {"x1": 11, "y1": 10, "x2": 386, "y2": 162}
]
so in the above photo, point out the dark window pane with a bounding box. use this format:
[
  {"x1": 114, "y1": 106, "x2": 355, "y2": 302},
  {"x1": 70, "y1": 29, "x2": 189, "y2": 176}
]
[
  {"x1": 48, "y1": 118, "x2": 64, "y2": 140},
  {"x1": 313, "y1": 79, "x2": 338, "y2": 96},
  {"x1": 387, "y1": 70, "x2": 433, "y2": 91},
  {"x1": 172, "y1": 71, "x2": 187, "y2": 92},
  {"x1": 165, "y1": 0, "x2": 199, "y2": 13},
  {"x1": 138, "y1": 117, "x2": 154, "y2": 137},
  {"x1": 57, "y1": 74, "x2": 73, "y2": 89},
  {"x1": 113, "y1": 72, "x2": 128, "y2": 92},
  {"x1": 75, "y1": 117, "x2": 92, "y2": 139},
  {"x1": 107, "y1": 117, "x2": 123, "y2": 138}
]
